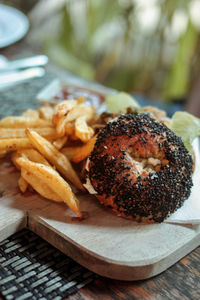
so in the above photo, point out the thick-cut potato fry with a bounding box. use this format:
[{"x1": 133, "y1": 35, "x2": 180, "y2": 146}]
[
  {"x1": 16, "y1": 156, "x2": 81, "y2": 216},
  {"x1": 55, "y1": 115, "x2": 68, "y2": 136},
  {"x1": 13, "y1": 147, "x2": 51, "y2": 169},
  {"x1": 65, "y1": 104, "x2": 95, "y2": 122},
  {"x1": 61, "y1": 136, "x2": 96, "y2": 162},
  {"x1": 0, "y1": 127, "x2": 58, "y2": 139},
  {"x1": 53, "y1": 136, "x2": 68, "y2": 150},
  {"x1": 12, "y1": 151, "x2": 21, "y2": 169},
  {"x1": 65, "y1": 122, "x2": 75, "y2": 137},
  {"x1": 0, "y1": 116, "x2": 52, "y2": 128},
  {"x1": 53, "y1": 100, "x2": 77, "y2": 122},
  {"x1": 38, "y1": 105, "x2": 54, "y2": 121},
  {"x1": 75, "y1": 116, "x2": 94, "y2": 142},
  {"x1": 52, "y1": 100, "x2": 77, "y2": 128},
  {"x1": 21, "y1": 168, "x2": 63, "y2": 202},
  {"x1": 0, "y1": 138, "x2": 33, "y2": 152},
  {"x1": 18, "y1": 176, "x2": 28, "y2": 193},
  {"x1": 22, "y1": 109, "x2": 39, "y2": 119},
  {"x1": 72, "y1": 135, "x2": 96, "y2": 163},
  {"x1": 18, "y1": 149, "x2": 51, "y2": 166},
  {"x1": 26, "y1": 129, "x2": 84, "y2": 191},
  {"x1": 52, "y1": 100, "x2": 96, "y2": 141},
  {"x1": 12, "y1": 148, "x2": 51, "y2": 171},
  {"x1": 61, "y1": 146, "x2": 80, "y2": 161}
]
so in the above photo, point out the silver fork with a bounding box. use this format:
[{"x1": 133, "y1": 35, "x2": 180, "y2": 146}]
[
  {"x1": 0, "y1": 67, "x2": 45, "y2": 90},
  {"x1": 0, "y1": 54, "x2": 48, "y2": 72},
  {"x1": 0, "y1": 54, "x2": 48, "y2": 90}
]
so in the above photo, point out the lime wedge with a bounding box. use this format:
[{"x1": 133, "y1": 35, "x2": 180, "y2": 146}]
[
  {"x1": 106, "y1": 92, "x2": 140, "y2": 113},
  {"x1": 170, "y1": 111, "x2": 200, "y2": 153}
]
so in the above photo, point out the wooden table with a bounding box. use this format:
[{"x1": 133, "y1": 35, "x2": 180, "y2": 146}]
[
  {"x1": 67, "y1": 247, "x2": 200, "y2": 299},
  {"x1": 1, "y1": 40, "x2": 200, "y2": 300}
]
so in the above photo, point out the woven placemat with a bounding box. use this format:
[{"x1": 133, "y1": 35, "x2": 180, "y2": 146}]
[{"x1": 0, "y1": 229, "x2": 96, "y2": 300}]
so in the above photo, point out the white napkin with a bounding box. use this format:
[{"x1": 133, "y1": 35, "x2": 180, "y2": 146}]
[{"x1": 166, "y1": 138, "x2": 200, "y2": 224}]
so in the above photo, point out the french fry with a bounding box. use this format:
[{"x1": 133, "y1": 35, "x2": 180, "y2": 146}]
[
  {"x1": 0, "y1": 127, "x2": 58, "y2": 139},
  {"x1": 65, "y1": 104, "x2": 95, "y2": 123},
  {"x1": 0, "y1": 116, "x2": 52, "y2": 128},
  {"x1": 61, "y1": 136, "x2": 96, "y2": 162},
  {"x1": 75, "y1": 116, "x2": 94, "y2": 142},
  {"x1": 55, "y1": 115, "x2": 67, "y2": 136},
  {"x1": 12, "y1": 148, "x2": 50, "y2": 171},
  {"x1": 16, "y1": 156, "x2": 81, "y2": 216},
  {"x1": 18, "y1": 176, "x2": 28, "y2": 193},
  {"x1": 18, "y1": 149, "x2": 51, "y2": 166},
  {"x1": 53, "y1": 136, "x2": 68, "y2": 150},
  {"x1": 22, "y1": 109, "x2": 39, "y2": 119},
  {"x1": 21, "y1": 168, "x2": 63, "y2": 202},
  {"x1": 52, "y1": 100, "x2": 96, "y2": 141},
  {"x1": 53, "y1": 100, "x2": 77, "y2": 136},
  {"x1": 0, "y1": 138, "x2": 33, "y2": 152},
  {"x1": 72, "y1": 135, "x2": 96, "y2": 163},
  {"x1": 65, "y1": 122, "x2": 75, "y2": 137},
  {"x1": 38, "y1": 105, "x2": 54, "y2": 121},
  {"x1": 25, "y1": 129, "x2": 84, "y2": 191},
  {"x1": 61, "y1": 146, "x2": 80, "y2": 161},
  {"x1": 12, "y1": 151, "x2": 21, "y2": 170},
  {"x1": 53, "y1": 100, "x2": 77, "y2": 123}
]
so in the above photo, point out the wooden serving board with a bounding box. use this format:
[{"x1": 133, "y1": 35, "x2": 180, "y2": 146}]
[{"x1": 0, "y1": 157, "x2": 200, "y2": 281}]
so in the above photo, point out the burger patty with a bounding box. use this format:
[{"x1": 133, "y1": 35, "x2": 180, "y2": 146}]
[{"x1": 88, "y1": 113, "x2": 193, "y2": 223}]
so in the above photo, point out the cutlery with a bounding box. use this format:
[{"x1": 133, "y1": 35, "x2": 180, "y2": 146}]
[
  {"x1": 0, "y1": 55, "x2": 48, "y2": 72},
  {"x1": 0, "y1": 67, "x2": 45, "y2": 90}
]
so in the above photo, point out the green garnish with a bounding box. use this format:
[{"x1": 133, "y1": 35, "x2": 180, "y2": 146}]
[
  {"x1": 106, "y1": 92, "x2": 140, "y2": 113},
  {"x1": 170, "y1": 111, "x2": 200, "y2": 153},
  {"x1": 106, "y1": 92, "x2": 199, "y2": 153}
]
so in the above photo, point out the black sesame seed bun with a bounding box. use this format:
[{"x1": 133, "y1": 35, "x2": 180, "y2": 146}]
[{"x1": 88, "y1": 114, "x2": 193, "y2": 223}]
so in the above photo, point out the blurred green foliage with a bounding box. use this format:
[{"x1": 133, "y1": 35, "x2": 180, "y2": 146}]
[
  {"x1": 164, "y1": 20, "x2": 199, "y2": 101},
  {"x1": 42, "y1": 0, "x2": 200, "y2": 102}
]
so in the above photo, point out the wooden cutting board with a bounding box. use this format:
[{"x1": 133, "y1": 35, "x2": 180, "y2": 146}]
[{"x1": 0, "y1": 157, "x2": 200, "y2": 281}]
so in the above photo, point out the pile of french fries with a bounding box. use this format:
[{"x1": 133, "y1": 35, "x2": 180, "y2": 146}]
[{"x1": 0, "y1": 97, "x2": 99, "y2": 217}]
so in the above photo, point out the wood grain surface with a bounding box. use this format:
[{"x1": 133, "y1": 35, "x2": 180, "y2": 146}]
[
  {"x1": 67, "y1": 246, "x2": 200, "y2": 300},
  {"x1": 27, "y1": 194, "x2": 200, "y2": 280},
  {"x1": 1, "y1": 156, "x2": 199, "y2": 281}
]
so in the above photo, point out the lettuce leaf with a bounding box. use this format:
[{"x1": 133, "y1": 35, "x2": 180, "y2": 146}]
[
  {"x1": 170, "y1": 111, "x2": 200, "y2": 153},
  {"x1": 106, "y1": 93, "x2": 199, "y2": 154}
]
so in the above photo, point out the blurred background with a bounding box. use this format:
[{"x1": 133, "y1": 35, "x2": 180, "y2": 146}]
[{"x1": 1, "y1": 0, "x2": 200, "y2": 115}]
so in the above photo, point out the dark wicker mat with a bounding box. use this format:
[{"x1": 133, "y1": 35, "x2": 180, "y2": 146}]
[{"x1": 0, "y1": 229, "x2": 96, "y2": 300}]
